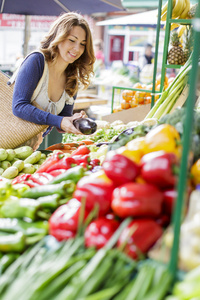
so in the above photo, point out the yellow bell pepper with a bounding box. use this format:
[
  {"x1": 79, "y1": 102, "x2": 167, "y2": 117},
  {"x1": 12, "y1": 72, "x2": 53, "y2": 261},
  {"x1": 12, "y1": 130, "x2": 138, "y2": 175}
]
[
  {"x1": 144, "y1": 124, "x2": 182, "y2": 157},
  {"x1": 191, "y1": 159, "x2": 200, "y2": 187},
  {"x1": 91, "y1": 169, "x2": 113, "y2": 184},
  {"x1": 116, "y1": 146, "x2": 141, "y2": 164},
  {"x1": 117, "y1": 136, "x2": 146, "y2": 163}
]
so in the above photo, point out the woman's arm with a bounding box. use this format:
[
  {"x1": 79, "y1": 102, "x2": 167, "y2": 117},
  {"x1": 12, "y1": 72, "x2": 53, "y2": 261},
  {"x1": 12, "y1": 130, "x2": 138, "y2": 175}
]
[{"x1": 12, "y1": 52, "x2": 63, "y2": 129}]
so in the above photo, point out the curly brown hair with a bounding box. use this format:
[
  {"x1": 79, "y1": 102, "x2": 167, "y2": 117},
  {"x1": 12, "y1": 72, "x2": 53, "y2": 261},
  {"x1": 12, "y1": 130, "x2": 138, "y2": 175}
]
[{"x1": 40, "y1": 12, "x2": 96, "y2": 97}]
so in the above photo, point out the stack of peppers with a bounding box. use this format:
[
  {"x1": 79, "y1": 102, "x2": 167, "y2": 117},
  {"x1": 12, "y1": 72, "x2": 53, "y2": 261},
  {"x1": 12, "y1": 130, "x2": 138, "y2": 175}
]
[
  {"x1": 0, "y1": 166, "x2": 86, "y2": 269},
  {"x1": 35, "y1": 145, "x2": 100, "y2": 177},
  {"x1": 49, "y1": 124, "x2": 186, "y2": 260},
  {"x1": 0, "y1": 124, "x2": 189, "y2": 265}
]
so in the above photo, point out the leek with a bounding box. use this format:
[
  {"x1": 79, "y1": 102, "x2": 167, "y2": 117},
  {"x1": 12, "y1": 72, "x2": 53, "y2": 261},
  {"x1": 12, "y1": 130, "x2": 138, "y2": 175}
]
[
  {"x1": 145, "y1": 57, "x2": 192, "y2": 120},
  {"x1": 153, "y1": 78, "x2": 187, "y2": 119}
]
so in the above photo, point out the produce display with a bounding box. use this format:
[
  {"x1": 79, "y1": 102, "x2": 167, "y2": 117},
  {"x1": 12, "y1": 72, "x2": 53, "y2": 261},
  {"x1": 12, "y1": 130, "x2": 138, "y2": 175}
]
[
  {"x1": 0, "y1": 113, "x2": 199, "y2": 298},
  {"x1": 0, "y1": 146, "x2": 47, "y2": 179},
  {"x1": 112, "y1": 75, "x2": 172, "y2": 113}
]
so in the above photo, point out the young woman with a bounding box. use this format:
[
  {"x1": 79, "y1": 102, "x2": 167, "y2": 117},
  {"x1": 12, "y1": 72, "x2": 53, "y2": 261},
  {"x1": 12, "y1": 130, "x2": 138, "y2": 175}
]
[{"x1": 12, "y1": 12, "x2": 96, "y2": 150}]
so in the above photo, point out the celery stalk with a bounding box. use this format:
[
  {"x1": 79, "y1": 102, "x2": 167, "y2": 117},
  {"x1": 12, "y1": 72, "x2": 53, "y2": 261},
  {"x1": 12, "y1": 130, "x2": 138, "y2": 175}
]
[
  {"x1": 145, "y1": 59, "x2": 192, "y2": 120},
  {"x1": 144, "y1": 90, "x2": 169, "y2": 119},
  {"x1": 153, "y1": 83, "x2": 184, "y2": 119}
]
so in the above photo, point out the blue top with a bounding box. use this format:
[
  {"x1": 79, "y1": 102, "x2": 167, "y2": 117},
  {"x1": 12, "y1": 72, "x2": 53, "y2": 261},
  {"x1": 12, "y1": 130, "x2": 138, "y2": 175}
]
[{"x1": 12, "y1": 52, "x2": 74, "y2": 130}]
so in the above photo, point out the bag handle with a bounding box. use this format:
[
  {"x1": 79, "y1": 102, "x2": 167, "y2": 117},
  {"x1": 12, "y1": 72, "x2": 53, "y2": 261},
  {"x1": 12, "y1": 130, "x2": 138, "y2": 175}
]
[{"x1": 31, "y1": 61, "x2": 48, "y2": 101}]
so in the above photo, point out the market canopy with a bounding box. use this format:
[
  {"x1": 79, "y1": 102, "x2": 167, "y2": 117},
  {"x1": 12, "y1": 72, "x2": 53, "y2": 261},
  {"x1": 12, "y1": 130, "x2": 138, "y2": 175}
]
[
  {"x1": 0, "y1": 0, "x2": 125, "y2": 56},
  {"x1": 96, "y1": 9, "x2": 164, "y2": 26},
  {"x1": 121, "y1": 0, "x2": 164, "y2": 9},
  {"x1": 121, "y1": 0, "x2": 197, "y2": 9},
  {"x1": 0, "y1": 0, "x2": 124, "y2": 16}
]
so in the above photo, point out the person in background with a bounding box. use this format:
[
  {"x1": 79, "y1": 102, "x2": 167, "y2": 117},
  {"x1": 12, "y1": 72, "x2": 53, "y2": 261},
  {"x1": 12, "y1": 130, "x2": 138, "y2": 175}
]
[
  {"x1": 93, "y1": 39, "x2": 105, "y2": 76},
  {"x1": 94, "y1": 39, "x2": 105, "y2": 64},
  {"x1": 138, "y1": 43, "x2": 154, "y2": 72},
  {"x1": 138, "y1": 43, "x2": 154, "y2": 84},
  {"x1": 11, "y1": 12, "x2": 96, "y2": 150}
]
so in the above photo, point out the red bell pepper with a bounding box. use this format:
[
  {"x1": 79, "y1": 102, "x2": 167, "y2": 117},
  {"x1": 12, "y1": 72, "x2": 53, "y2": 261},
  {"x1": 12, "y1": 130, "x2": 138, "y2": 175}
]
[
  {"x1": 117, "y1": 219, "x2": 163, "y2": 259},
  {"x1": 49, "y1": 198, "x2": 88, "y2": 241},
  {"x1": 89, "y1": 159, "x2": 101, "y2": 169},
  {"x1": 73, "y1": 176, "x2": 115, "y2": 216},
  {"x1": 102, "y1": 152, "x2": 140, "y2": 186},
  {"x1": 45, "y1": 156, "x2": 76, "y2": 173},
  {"x1": 12, "y1": 172, "x2": 53, "y2": 187},
  {"x1": 84, "y1": 216, "x2": 120, "y2": 249},
  {"x1": 49, "y1": 228, "x2": 76, "y2": 241},
  {"x1": 36, "y1": 152, "x2": 64, "y2": 173},
  {"x1": 12, "y1": 174, "x2": 32, "y2": 185},
  {"x1": 111, "y1": 182, "x2": 163, "y2": 218},
  {"x1": 71, "y1": 145, "x2": 90, "y2": 156},
  {"x1": 48, "y1": 169, "x2": 67, "y2": 177},
  {"x1": 72, "y1": 154, "x2": 91, "y2": 165},
  {"x1": 21, "y1": 180, "x2": 40, "y2": 188},
  {"x1": 163, "y1": 189, "x2": 177, "y2": 216},
  {"x1": 140, "y1": 151, "x2": 179, "y2": 189},
  {"x1": 79, "y1": 162, "x2": 92, "y2": 170},
  {"x1": 156, "y1": 214, "x2": 170, "y2": 227},
  {"x1": 28, "y1": 172, "x2": 54, "y2": 185}
]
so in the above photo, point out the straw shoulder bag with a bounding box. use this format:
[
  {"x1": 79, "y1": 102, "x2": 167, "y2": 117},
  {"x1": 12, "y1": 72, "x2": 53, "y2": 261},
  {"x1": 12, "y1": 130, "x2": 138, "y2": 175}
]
[{"x1": 0, "y1": 53, "x2": 49, "y2": 149}]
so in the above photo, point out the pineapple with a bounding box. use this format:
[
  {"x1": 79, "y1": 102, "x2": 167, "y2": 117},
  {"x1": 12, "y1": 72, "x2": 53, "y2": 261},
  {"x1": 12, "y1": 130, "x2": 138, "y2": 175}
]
[
  {"x1": 182, "y1": 26, "x2": 193, "y2": 63},
  {"x1": 167, "y1": 31, "x2": 185, "y2": 65},
  {"x1": 188, "y1": 3, "x2": 198, "y2": 18}
]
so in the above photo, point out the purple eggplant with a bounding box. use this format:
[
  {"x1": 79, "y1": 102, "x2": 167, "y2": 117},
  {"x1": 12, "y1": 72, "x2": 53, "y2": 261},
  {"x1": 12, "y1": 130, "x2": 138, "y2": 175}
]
[{"x1": 73, "y1": 118, "x2": 97, "y2": 135}]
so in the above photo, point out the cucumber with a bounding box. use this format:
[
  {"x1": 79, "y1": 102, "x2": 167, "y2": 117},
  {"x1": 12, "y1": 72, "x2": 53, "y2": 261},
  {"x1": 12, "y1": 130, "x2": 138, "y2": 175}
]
[
  {"x1": 14, "y1": 146, "x2": 33, "y2": 160},
  {"x1": 24, "y1": 151, "x2": 41, "y2": 165},
  {"x1": 0, "y1": 149, "x2": 8, "y2": 161},
  {"x1": 1, "y1": 161, "x2": 12, "y2": 170},
  {"x1": 6, "y1": 149, "x2": 16, "y2": 161},
  {"x1": 33, "y1": 164, "x2": 40, "y2": 170},
  {"x1": 12, "y1": 160, "x2": 25, "y2": 172},
  {"x1": 2, "y1": 166, "x2": 19, "y2": 179},
  {"x1": 22, "y1": 163, "x2": 36, "y2": 174},
  {"x1": 37, "y1": 158, "x2": 46, "y2": 165},
  {"x1": 11, "y1": 158, "x2": 19, "y2": 165},
  {"x1": 40, "y1": 153, "x2": 47, "y2": 160}
]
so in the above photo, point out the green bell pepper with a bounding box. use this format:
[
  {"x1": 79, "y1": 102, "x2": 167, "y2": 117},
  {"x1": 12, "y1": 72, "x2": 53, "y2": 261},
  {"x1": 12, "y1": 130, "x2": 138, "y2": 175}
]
[
  {"x1": 0, "y1": 218, "x2": 48, "y2": 237},
  {"x1": 20, "y1": 180, "x2": 75, "y2": 199},
  {"x1": 0, "y1": 232, "x2": 26, "y2": 253},
  {"x1": 49, "y1": 165, "x2": 85, "y2": 184},
  {"x1": 0, "y1": 198, "x2": 41, "y2": 221}
]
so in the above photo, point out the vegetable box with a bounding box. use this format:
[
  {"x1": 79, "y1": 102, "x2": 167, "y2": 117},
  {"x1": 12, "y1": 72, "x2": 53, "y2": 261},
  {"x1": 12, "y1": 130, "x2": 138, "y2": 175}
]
[{"x1": 102, "y1": 104, "x2": 151, "y2": 124}]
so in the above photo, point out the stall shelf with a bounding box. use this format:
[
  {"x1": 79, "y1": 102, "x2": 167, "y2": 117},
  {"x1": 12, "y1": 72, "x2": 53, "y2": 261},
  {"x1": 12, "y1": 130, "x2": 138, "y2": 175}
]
[
  {"x1": 110, "y1": 0, "x2": 164, "y2": 112},
  {"x1": 110, "y1": 0, "x2": 196, "y2": 115},
  {"x1": 159, "y1": 0, "x2": 193, "y2": 93},
  {"x1": 112, "y1": 0, "x2": 200, "y2": 282},
  {"x1": 168, "y1": 3, "x2": 200, "y2": 278}
]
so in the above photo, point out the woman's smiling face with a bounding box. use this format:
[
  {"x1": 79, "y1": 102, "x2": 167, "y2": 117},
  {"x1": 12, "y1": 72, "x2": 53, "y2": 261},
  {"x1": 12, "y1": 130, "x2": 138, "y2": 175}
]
[{"x1": 58, "y1": 26, "x2": 86, "y2": 64}]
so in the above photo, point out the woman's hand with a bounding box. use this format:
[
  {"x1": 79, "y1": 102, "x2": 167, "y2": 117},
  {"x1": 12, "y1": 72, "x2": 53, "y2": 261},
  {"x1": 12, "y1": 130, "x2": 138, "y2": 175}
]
[
  {"x1": 60, "y1": 111, "x2": 87, "y2": 134},
  {"x1": 72, "y1": 110, "x2": 87, "y2": 121}
]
